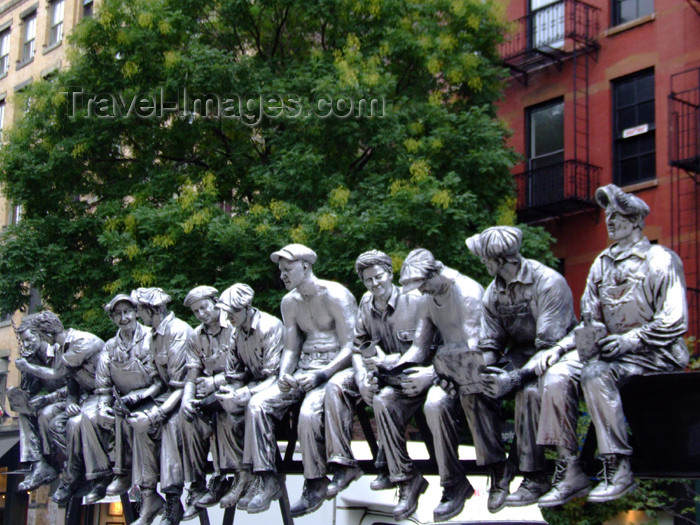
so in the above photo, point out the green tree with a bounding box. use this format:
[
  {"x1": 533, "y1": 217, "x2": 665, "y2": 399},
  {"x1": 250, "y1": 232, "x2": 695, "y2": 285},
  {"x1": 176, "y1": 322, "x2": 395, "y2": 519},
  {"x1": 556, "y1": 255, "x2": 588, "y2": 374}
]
[{"x1": 0, "y1": 0, "x2": 553, "y2": 336}]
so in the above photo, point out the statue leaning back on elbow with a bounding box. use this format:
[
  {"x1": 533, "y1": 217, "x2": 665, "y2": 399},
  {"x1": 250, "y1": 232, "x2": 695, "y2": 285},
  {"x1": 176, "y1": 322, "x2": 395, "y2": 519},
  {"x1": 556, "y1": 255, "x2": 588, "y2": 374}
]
[
  {"x1": 242, "y1": 243, "x2": 357, "y2": 518},
  {"x1": 536, "y1": 184, "x2": 689, "y2": 507}
]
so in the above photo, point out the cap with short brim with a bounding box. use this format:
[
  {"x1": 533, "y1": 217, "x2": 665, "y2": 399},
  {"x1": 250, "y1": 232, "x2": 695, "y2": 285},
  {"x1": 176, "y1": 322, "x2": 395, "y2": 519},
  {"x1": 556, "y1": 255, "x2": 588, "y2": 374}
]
[
  {"x1": 595, "y1": 184, "x2": 650, "y2": 218},
  {"x1": 104, "y1": 294, "x2": 138, "y2": 314},
  {"x1": 270, "y1": 244, "x2": 317, "y2": 264}
]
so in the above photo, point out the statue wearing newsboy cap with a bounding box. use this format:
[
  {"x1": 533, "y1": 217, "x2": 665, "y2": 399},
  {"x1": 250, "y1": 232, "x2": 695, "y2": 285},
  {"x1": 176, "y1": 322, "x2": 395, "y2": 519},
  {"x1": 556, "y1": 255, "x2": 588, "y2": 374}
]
[
  {"x1": 243, "y1": 244, "x2": 357, "y2": 517},
  {"x1": 536, "y1": 184, "x2": 688, "y2": 507},
  {"x1": 466, "y1": 226, "x2": 577, "y2": 508}
]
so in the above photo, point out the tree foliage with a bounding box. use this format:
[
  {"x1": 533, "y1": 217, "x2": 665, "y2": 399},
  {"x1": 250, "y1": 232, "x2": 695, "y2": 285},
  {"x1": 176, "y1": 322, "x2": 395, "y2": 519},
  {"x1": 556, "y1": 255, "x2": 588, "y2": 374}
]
[{"x1": 0, "y1": 0, "x2": 555, "y2": 336}]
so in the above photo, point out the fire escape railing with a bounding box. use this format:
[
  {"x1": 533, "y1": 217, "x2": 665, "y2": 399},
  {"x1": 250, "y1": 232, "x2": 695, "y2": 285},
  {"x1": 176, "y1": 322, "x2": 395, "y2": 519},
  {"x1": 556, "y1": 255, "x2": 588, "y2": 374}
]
[
  {"x1": 669, "y1": 67, "x2": 700, "y2": 176},
  {"x1": 499, "y1": 0, "x2": 600, "y2": 63},
  {"x1": 514, "y1": 159, "x2": 600, "y2": 212}
]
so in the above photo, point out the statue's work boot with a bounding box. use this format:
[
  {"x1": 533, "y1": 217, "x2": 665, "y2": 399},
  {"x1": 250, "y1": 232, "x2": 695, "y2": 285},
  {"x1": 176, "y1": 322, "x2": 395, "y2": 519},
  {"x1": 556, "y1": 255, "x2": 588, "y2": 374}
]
[
  {"x1": 393, "y1": 474, "x2": 429, "y2": 521},
  {"x1": 182, "y1": 480, "x2": 206, "y2": 521},
  {"x1": 161, "y1": 493, "x2": 184, "y2": 525},
  {"x1": 85, "y1": 476, "x2": 111, "y2": 504},
  {"x1": 196, "y1": 474, "x2": 230, "y2": 508},
  {"x1": 106, "y1": 474, "x2": 131, "y2": 496},
  {"x1": 587, "y1": 454, "x2": 636, "y2": 503},
  {"x1": 539, "y1": 456, "x2": 591, "y2": 507},
  {"x1": 326, "y1": 466, "x2": 362, "y2": 498},
  {"x1": 487, "y1": 460, "x2": 515, "y2": 513},
  {"x1": 51, "y1": 479, "x2": 80, "y2": 507},
  {"x1": 433, "y1": 477, "x2": 475, "y2": 521},
  {"x1": 370, "y1": 472, "x2": 393, "y2": 491},
  {"x1": 131, "y1": 490, "x2": 165, "y2": 525},
  {"x1": 505, "y1": 471, "x2": 550, "y2": 507},
  {"x1": 247, "y1": 473, "x2": 283, "y2": 514},
  {"x1": 19, "y1": 460, "x2": 58, "y2": 491},
  {"x1": 290, "y1": 477, "x2": 330, "y2": 517},
  {"x1": 221, "y1": 470, "x2": 254, "y2": 509}
]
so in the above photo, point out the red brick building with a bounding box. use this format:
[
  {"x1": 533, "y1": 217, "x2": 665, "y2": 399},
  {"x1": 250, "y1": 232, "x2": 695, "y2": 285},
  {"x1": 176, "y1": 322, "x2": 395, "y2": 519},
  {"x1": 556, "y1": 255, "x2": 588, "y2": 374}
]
[{"x1": 496, "y1": 0, "x2": 700, "y2": 335}]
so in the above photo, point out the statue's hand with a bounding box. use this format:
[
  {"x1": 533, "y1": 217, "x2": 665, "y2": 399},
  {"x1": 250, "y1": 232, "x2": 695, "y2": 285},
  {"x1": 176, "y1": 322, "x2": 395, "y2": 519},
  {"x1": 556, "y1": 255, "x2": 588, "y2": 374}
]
[
  {"x1": 97, "y1": 405, "x2": 115, "y2": 429},
  {"x1": 532, "y1": 347, "x2": 562, "y2": 376},
  {"x1": 297, "y1": 371, "x2": 327, "y2": 392},
  {"x1": 278, "y1": 373, "x2": 297, "y2": 393},
  {"x1": 29, "y1": 395, "x2": 50, "y2": 411},
  {"x1": 66, "y1": 403, "x2": 81, "y2": 417},
  {"x1": 479, "y1": 367, "x2": 516, "y2": 399},
  {"x1": 181, "y1": 399, "x2": 198, "y2": 422},
  {"x1": 600, "y1": 332, "x2": 640, "y2": 360},
  {"x1": 358, "y1": 374, "x2": 375, "y2": 406},
  {"x1": 121, "y1": 391, "x2": 143, "y2": 406},
  {"x1": 15, "y1": 358, "x2": 30, "y2": 373},
  {"x1": 195, "y1": 376, "x2": 216, "y2": 397},
  {"x1": 126, "y1": 411, "x2": 152, "y2": 434},
  {"x1": 400, "y1": 367, "x2": 433, "y2": 397},
  {"x1": 434, "y1": 377, "x2": 458, "y2": 398}
]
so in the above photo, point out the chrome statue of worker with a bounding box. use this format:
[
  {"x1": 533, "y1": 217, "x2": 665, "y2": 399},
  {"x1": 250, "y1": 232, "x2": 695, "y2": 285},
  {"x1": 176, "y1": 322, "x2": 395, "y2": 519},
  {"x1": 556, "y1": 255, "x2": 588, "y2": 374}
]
[
  {"x1": 29, "y1": 311, "x2": 105, "y2": 506},
  {"x1": 90, "y1": 294, "x2": 156, "y2": 499},
  {"x1": 323, "y1": 250, "x2": 425, "y2": 501},
  {"x1": 466, "y1": 226, "x2": 577, "y2": 507},
  {"x1": 214, "y1": 283, "x2": 283, "y2": 512},
  {"x1": 12, "y1": 318, "x2": 67, "y2": 492},
  {"x1": 537, "y1": 184, "x2": 689, "y2": 506},
  {"x1": 128, "y1": 288, "x2": 193, "y2": 525},
  {"x1": 179, "y1": 285, "x2": 240, "y2": 518},
  {"x1": 242, "y1": 244, "x2": 357, "y2": 518},
  {"x1": 389, "y1": 248, "x2": 488, "y2": 520}
]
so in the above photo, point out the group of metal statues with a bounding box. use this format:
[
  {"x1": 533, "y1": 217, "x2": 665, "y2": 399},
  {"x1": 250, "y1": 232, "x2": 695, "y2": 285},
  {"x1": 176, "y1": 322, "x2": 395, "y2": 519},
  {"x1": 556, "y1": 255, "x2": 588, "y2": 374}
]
[{"x1": 8, "y1": 184, "x2": 689, "y2": 524}]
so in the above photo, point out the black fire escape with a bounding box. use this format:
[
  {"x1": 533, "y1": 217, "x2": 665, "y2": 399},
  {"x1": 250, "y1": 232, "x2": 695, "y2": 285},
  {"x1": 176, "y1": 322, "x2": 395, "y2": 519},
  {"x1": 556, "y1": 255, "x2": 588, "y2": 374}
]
[
  {"x1": 669, "y1": 67, "x2": 700, "y2": 336},
  {"x1": 500, "y1": 0, "x2": 602, "y2": 223}
]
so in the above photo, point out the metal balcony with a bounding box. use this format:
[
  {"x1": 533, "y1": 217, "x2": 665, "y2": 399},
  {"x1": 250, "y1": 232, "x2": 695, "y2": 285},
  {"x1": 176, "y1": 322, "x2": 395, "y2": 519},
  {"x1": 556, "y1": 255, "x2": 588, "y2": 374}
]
[
  {"x1": 669, "y1": 67, "x2": 700, "y2": 175},
  {"x1": 514, "y1": 159, "x2": 601, "y2": 222},
  {"x1": 500, "y1": 0, "x2": 600, "y2": 80}
]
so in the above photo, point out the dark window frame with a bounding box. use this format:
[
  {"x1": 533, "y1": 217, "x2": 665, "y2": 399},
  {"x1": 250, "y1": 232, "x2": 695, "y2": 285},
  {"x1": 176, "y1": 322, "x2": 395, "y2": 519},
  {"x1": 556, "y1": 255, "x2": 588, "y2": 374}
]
[
  {"x1": 612, "y1": 69, "x2": 656, "y2": 187},
  {"x1": 612, "y1": 0, "x2": 654, "y2": 26}
]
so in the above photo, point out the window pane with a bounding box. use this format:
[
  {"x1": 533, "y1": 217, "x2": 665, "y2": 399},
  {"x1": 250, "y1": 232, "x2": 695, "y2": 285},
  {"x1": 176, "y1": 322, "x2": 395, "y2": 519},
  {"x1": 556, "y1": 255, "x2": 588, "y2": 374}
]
[
  {"x1": 639, "y1": 152, "x2": 655, "y2": 180},
  {"x1": 619, "y1": 0, "x2": 637, "y2": 24},
  {"x1": 620, "y1": 138, "x2": 639, "y2": 159},
  {"x1": 637, "y1": 100, "x2": 654, "y2": 125},
  {"x1": 638, "y1": 0, "x2": 654, "y2": 17},
  {"x1": 619, "y1": 158, "x2": 639, "y2": 185},
  {"x1": 637, "y1": 74, "x2": 654, "y2": 101},
  {"x1": 25, "y1": 17, "x2": 36, "y2": 42},
  {"x1": 618, "y1": 107, "x2": 637, "y2": 132},
  {"x1": 531, "y1": 102, "x2": 564, "y2": 158},
  {"x1": 617, "y1": 80, "x2": 636, "y2": 106},
  {"x1": 0, "y1": 32, "x2": 9, "y2": 56}
]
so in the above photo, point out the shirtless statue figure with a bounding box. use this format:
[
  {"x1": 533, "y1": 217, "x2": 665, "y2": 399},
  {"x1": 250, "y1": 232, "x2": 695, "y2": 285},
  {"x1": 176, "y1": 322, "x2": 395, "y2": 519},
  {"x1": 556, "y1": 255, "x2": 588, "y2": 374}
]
[{"x1": 241, "y1": 244, "x2": 357, "y2": 517}]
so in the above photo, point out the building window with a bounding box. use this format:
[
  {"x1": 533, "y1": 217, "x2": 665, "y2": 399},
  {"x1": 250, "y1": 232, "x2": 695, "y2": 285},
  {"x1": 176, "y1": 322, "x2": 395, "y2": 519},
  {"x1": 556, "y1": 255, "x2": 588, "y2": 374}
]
[
  {"x1": 0, "y1": 30, "x2": 9, "y2": 75},
  {"x1": 49, "y1": 0, "x2": 64, "y2": 46},
  {"x1": 526, "y1": 99, "x2": 565, "y2": 206},
  {"x1": 613, "y1": 70, "x2": 655, "y2": 186},
  {"x1": 613, "y1": 0, "x2": 653, "y2": 25},
  {"x1": 531, "y1": 0, "x2": 565, "y2": 50},
  {"x1": 83, "y1": 0, "x2": 94, "y2": 19},
  {"x1": 21, "y1": 12, "x2": 36, "y2": 62}
]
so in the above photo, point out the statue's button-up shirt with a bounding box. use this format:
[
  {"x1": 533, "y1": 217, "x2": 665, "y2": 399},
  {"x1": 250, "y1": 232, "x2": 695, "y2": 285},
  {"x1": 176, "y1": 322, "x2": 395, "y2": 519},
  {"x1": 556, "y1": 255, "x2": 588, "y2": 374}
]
[
  {"x1": 576, "y1": 237, "x2": 689, "y2": 368},
  {"x1": 95, "y1": 323, "x2": 155, "y2": 395},
  {"x1": 61, "y1": 328, "x2": 104, "y2": 394},
  {"x1": 478, "y1": 258, "x2": 577, "y2": 363},
  {"x1": 153, "y1": 312, "x2": 192, "y2": 390},
  {"x1": 227, "y1": 308, "x2": 283, "y2": 382},
  {"x1": 353, "y1": 285, "x2": 425, "y2": 355},
  {"x1": 187, "y1": 313, "x2": 235, "y2": 377}
]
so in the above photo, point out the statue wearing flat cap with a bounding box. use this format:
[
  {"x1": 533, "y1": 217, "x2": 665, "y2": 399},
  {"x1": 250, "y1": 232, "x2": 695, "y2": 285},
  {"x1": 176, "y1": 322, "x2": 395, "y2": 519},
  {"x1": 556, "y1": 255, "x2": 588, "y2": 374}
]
[
  {"x1": 465, "y1": 226, "x2": 577, "y2": 508},
  {"x1": 385, "y1": 248, "x2": 499, "y2": 519},
  {"x1": 213, "y1": 283, "x2": 284, "y2": 512},
  {"x1": 244, "y1": 243, "x2": 357, "y2": 517},
  {"x1": 127, "y1": 287, "x2": 194, "y2": 525},
  {"x1": 536, "y1": 184, "x2": 689, "y2": 507},
  {"x1": 178, "y1": 285, "x2": 241, "y2": 518},
  {"x1": 88, "y1": 294, "x2": 155, "y2": 499}
]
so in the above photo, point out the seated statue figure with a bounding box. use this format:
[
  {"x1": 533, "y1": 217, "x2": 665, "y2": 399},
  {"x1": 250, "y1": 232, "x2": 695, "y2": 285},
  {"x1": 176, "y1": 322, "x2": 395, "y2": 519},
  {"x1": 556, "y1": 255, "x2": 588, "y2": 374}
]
[{"x1": 536, "y1": 184, "x2": 689, "y2": 506}]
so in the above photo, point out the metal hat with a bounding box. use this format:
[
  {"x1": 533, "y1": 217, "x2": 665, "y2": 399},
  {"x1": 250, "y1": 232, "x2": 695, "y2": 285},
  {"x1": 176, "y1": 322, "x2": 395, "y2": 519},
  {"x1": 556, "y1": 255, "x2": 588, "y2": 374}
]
[
  {"x1": 595, "y1": 184, "x2": 650, "y2": 218},
  {"x1": 104, "y1": 294, "x2": 138, "y2": 314},
  {"x1": 183, "y1": 286, "x2": 219, "y2": 308},
  {"x1": 466, "y1": 226, "x2": 522, "y2": 258},
  {"x1": 270, "y1": 243, "x2": 317, "y2": 265},
  {"x1": 216, "y1": 283, "x2": 255, "y2": 312}
]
